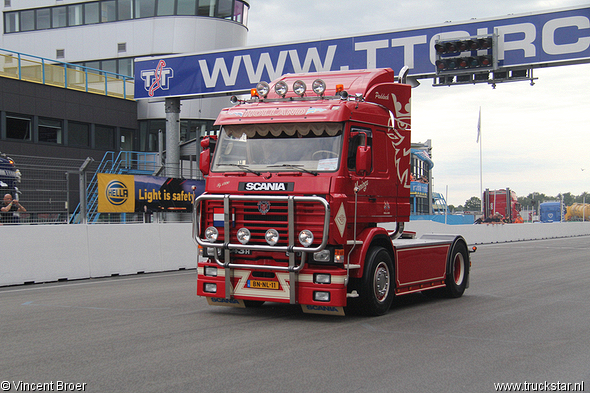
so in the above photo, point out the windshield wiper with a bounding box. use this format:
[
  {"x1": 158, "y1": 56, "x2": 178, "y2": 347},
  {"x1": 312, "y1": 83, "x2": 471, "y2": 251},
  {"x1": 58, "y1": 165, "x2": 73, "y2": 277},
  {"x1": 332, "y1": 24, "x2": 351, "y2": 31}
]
[
  {"x1": 223, "y1": 163, "x2": 261, "y2": 176},
  {"x1": 267, "y1": 164, "x2": 318, "y2": 176}
]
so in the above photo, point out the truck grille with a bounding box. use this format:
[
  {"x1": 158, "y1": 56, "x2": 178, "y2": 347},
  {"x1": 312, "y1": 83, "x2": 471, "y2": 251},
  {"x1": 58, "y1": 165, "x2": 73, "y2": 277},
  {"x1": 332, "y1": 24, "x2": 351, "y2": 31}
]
[{"x1": 197, "y1": 195, "x2": 328, "y2": 249}]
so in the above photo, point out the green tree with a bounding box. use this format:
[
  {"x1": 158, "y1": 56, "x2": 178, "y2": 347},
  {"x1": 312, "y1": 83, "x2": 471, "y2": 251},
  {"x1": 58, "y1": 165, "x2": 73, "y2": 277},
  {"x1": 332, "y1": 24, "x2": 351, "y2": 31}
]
[
  {"x1": 558, "y1": 192, "x2": 575, "y2": 206},
  {"x1": 464, "y1": 196, "x2": 481, "y2": 211}
]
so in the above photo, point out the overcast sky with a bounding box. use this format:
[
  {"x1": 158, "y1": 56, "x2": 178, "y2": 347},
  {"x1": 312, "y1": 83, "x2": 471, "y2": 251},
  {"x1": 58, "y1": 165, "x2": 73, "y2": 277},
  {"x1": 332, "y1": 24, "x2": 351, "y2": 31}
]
[{"x1": 245, "y1": 0, "x2": 590, "y2": 206}]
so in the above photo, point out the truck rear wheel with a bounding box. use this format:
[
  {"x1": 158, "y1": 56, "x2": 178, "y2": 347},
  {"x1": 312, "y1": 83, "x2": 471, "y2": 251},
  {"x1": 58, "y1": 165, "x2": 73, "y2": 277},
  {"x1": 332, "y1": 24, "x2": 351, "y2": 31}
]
[
  {"x1": 443, "y1": 241, "x2": 469, "y2": 298},
  {"x1": 355, "y1": 247, "x2": 395, "y2": 316}
]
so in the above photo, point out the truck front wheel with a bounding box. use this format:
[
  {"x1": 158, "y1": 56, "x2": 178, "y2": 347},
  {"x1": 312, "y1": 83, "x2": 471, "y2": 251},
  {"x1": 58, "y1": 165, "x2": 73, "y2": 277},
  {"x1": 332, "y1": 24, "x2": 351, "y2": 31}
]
[{"x1": 356, "y1": 247, "x2": 395, "y2": 316}]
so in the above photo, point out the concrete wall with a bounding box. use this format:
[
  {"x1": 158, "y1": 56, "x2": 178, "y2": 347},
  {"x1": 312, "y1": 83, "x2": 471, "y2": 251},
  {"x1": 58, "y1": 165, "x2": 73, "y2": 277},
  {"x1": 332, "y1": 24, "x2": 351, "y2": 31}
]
[
  {"x1": 0, "y1": 223, "x2": 198, "y2": 287},
  {"x1": 2, "y1": 221, "x2": 590, "y2": 287},
  {"x1": 402, "y1": 221, "x2": 590, "y2": 245}
]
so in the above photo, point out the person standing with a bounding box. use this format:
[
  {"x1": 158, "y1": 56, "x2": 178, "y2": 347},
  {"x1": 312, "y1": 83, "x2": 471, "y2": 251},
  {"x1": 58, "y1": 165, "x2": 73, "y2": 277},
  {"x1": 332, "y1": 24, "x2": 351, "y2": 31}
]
[{"x1": 1, "y1": 193, "x2": 26, "y2": 224}]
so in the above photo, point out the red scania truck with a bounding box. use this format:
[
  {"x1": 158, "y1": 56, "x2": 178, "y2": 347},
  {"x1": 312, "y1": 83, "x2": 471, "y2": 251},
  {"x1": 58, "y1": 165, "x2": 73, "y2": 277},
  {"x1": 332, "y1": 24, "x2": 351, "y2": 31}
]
[{"x1": 193, "y1": 68, "x2": 473, "y2": 316}]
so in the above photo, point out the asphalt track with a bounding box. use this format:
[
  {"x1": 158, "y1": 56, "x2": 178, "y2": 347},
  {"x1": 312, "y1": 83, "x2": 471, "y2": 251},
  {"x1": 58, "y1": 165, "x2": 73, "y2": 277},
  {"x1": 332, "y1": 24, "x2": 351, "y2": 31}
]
[{"x1": 2, "y1": 236, "x2": 590, "y2": 392}]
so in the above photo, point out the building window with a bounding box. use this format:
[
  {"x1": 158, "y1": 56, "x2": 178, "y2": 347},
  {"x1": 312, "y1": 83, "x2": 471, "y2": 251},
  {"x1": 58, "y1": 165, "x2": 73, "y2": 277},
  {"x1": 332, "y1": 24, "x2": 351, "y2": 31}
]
[
  {"x1": 6, "y1": 114, "x2": 32, "y2": 141},
  {"x1": 20, "y1": 9, "x2": 35, "y2": 31},
  {"x1": 118, "y1": 0, "x2": 133, "y2": 20},
  {"x1": 217, "y1": 0, "x2": 233, "y2": 19},
  {"x1": 95, "y1": 125, "x2": 115, "y2": 149},
  {"x1": 38, "y1": 118, "x2": 63, "y2": 144},
  {"x1": 135, "y1": 0, "x2": 156, "y2": 18},
  {"x1": 157, "y1": 0, "x2": 175, "y2": 16},
  {"x1": 118, "y1": 58, "x2": 133, "y2": 77},
  {"x1": 68, "y1": 4, "x2": 83, "y2": 26},
  {"x1": 120, "y1": 128, "x2": 135, "y2": 150},
  {"x1": 177, "y1": 0, "x2": 197, "y2": 15},
  {"x1": 101, "y1": 0, "x2": 117, "y2": 22},
  {"x1": 84, "y1": 2, "x2": 100, "y2": 24},
  {"x1": 198, "y1": 0, "x2": 216, "y2": 17},
  {"x1": 68, "y1": 121, "x2": 90, "y2": 147},
  {"x1": 36, "y1": 8, "x2": 51, "y2": 30},
  {"x1": 4, "y1": 12, "x2": 18, "y2": 33},
  {"x1": 52, "y1": 6, "x2": 68, "y2": 28},
  {"x1": 233, "y1": 0, "x2": 245, "y2": 23},
  {"x1": 4, "y1": 0, "x2": 251, "y2": 34},
  {"x1": 139, "y1": 120, "x2": 165, "y2": 152}
]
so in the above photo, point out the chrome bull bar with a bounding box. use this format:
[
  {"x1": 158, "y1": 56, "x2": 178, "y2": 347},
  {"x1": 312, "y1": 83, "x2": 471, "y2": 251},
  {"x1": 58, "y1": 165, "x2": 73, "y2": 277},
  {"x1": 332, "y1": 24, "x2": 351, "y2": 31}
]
[{"x1": 192, "y1": 194, "x2": 331, "y2": 303}]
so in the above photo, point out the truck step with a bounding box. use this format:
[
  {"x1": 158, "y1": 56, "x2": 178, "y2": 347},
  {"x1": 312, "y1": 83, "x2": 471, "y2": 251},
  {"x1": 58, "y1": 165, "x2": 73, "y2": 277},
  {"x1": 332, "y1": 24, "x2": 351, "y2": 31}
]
[
  {"x1": 344, "y1": 264, "x2": 361, "y2": 269},
  {"x1": 347, "y1": 240, "x2": 363, "y2": 245}
]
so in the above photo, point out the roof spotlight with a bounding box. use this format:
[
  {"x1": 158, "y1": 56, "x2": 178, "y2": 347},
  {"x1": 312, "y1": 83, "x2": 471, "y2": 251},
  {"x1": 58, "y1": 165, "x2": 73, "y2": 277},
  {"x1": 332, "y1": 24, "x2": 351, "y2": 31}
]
[
  {"x1": 312, "y1": 79, "x2": 326, "y2": 96},
  {"x1": 256, "y1": 81, "x2": 270, "y2": 98},
  {"x1": 274, "y1": 81, "x2": 288, "y2": 97},
  {"x1": 293, "y1": 80, "x2": 306, "y2": 97}
]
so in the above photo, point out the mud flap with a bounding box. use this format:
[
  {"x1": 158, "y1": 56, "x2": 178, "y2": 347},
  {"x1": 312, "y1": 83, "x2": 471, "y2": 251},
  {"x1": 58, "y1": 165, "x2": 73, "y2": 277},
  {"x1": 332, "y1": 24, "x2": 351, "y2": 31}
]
[
  {"x1": 301, "y1": 305, "x2": 345, "y2": 316},
  {"x1": 206, "y1": 297, "x2": 245, "y2": 308}
]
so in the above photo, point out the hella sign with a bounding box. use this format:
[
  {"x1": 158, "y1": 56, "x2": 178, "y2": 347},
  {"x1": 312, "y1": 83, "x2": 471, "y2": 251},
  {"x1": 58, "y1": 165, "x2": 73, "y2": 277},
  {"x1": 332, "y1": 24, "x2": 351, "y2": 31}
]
[{"x1": 135, "y1": 6, "x2": 590, "y2": 99}]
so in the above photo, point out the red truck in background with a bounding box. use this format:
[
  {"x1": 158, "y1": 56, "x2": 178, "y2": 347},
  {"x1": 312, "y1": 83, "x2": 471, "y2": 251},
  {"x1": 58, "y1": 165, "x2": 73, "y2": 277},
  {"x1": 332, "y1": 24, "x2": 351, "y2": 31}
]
[
  {"x1": 193, "y1": 68, "x2": 473, "y2": 316},
  {"x1": 483, "y1": 188, "x2": 523, "y2": 223}
]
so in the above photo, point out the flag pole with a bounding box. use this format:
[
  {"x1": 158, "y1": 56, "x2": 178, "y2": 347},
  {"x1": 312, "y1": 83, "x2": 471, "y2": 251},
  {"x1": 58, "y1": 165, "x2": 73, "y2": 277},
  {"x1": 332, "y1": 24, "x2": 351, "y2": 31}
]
[{"x1": 477, "y1": 107, "x2": 483, "y2": 214}]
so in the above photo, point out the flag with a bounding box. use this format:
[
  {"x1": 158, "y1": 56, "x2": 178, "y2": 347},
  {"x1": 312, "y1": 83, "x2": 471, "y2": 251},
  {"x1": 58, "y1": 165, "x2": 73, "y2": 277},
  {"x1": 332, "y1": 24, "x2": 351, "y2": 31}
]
[{"x1": 476, "y1": 107, "x2": 481, "y2": 143}]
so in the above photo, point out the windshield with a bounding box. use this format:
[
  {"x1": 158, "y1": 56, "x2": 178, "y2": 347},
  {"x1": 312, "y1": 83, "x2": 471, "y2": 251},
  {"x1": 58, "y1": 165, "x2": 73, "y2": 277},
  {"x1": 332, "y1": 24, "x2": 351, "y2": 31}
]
[{"x1": 211, "y1": 123, "x2": 343, "y2": 174}]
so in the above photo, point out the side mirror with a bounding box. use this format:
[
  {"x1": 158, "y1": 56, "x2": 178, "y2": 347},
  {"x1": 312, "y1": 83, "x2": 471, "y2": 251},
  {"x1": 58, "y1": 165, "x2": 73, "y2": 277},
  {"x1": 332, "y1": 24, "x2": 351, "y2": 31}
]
[
  {"x1": 356, "y1": 145, "x2": 372, "y2": 176},
  {"x1": 199, "y1": 149, "x2": 210, "y2": 176},
  {"x1": 199, "y1": 137, "x2": 216, "y2": 176}
]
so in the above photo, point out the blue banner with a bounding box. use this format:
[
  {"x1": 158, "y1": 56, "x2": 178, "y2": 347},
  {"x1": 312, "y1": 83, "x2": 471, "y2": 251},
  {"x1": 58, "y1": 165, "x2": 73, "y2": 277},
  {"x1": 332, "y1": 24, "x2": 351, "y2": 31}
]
[{"x1": 135, "y1": 6, "x2": 590, "y2": 99}]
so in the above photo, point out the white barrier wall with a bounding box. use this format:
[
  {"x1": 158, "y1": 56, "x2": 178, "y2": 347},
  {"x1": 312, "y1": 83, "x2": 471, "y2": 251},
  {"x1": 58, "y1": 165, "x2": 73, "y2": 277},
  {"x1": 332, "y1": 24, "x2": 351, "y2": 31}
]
[
  {"x1": 1, "y1": 221, "x2": 590, "y2": 287},
  {"x1": 403, "y1": 221, "x2": 590, "y2": 245},
  {"x1": 0, "y1": 223, "x2": 198, "y2": 287}
]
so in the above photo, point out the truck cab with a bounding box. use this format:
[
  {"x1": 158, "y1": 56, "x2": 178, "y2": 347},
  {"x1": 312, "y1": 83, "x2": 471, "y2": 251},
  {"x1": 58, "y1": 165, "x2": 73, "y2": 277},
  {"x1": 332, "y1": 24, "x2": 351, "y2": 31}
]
[{"x1": 193, "y1": 68, "x2": 471, "y2": 316}]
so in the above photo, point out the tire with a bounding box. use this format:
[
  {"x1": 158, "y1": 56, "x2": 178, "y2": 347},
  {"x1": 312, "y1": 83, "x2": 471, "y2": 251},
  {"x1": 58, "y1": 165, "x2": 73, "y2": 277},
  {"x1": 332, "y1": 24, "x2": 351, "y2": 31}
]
[
  {"x1": 355, "y1": 247, "x2": 395, "y2": 316},
  {"x1": 443, "y1": 241, "x2": 469, "y2": 298}
]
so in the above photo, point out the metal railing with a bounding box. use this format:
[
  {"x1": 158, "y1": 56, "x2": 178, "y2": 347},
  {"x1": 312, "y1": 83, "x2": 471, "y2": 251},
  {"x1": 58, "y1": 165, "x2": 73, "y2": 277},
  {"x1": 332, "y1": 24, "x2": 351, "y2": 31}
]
[{"x1": 0, "y1": 48, "x2": 134, "y2": 100}]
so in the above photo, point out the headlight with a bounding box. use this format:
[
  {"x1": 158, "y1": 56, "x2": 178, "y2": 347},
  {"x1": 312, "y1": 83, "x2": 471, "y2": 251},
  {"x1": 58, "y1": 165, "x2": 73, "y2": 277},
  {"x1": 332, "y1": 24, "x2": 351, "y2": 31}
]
[
  {"x1": 265, "y1": 229, "x2": 280, "y2": 246},
  {"x1": 293, "y1": 80, "x2": 306, "y2": 96},
  {"x1": 274, "y1": 81, "x2": 288, "y2": 96},
  {"x1": 299, "y1": 230, "x2": 314, "y2": 247},
  {"x1": 313, "y1": 249, "x2": 331, "y2": 262},
  {"x1": 204, "y1": 266, "x2": 218, "y2": 277},
  {"x1": 314, "y1": 273, "x2": 331, "y2": 284},
  {"x1": 256, "y1": 81, "x2": 270, "y2": 97},
  {"x1": 236, "y1": 227, "x2": 251, "y2": 244},
  {"x1": 312, "y1": 79, "x2": 326, "y2": 95},
  {"x1": 205, "y1": 226, "x2": 219, "y2": 241},
  {"x1": 313, "y1": 291, "x2": 330, "y2": 302}
]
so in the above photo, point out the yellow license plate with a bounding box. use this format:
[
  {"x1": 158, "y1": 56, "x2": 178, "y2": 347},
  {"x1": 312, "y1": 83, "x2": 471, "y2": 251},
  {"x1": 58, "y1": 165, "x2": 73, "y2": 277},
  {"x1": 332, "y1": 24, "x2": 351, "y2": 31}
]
[{"x1": 247, "y1": 280, "x2": 279, "y2": 290}]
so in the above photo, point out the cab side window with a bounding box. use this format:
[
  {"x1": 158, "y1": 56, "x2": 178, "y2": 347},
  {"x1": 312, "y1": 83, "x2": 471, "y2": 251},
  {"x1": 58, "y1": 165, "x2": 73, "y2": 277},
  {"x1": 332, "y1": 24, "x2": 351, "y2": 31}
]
[{"x1": 348, "y1": 128, "x2": 372, "y2": 171}]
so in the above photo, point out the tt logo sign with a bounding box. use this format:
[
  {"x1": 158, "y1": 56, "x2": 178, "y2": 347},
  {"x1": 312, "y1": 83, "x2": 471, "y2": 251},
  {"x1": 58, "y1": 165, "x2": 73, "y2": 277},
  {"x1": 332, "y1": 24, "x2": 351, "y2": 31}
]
[{"x1": 140, "y1": 59, "x2": 174, "y2": 97}]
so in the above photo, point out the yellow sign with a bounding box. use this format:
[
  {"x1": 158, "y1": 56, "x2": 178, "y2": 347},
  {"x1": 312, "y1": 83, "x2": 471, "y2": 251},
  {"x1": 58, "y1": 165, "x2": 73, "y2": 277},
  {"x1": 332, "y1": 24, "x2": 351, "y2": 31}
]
[{"x1": 97, "y1": 173, "x2": 135, "y2": 213}]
